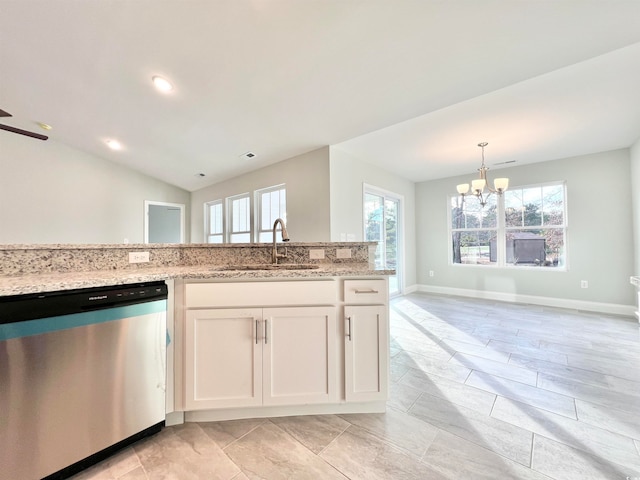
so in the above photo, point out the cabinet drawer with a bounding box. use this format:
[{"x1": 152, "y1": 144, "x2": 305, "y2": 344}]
[
  {"x1": 186, "y1": 280, "x2": 337, "y2": 308},
  {"x1": 344, "y1": 279, "x2": 387, "y2": 304}
]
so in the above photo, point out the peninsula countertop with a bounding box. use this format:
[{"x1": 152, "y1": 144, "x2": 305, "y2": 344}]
[{"x1": 0, "y1": 263, "x2": 395, "y2": 297}]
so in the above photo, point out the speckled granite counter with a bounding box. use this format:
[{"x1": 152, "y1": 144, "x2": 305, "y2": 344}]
[
  {"x1": 0, "y1": 242, "x2": 393, "y2": 296},
  {"x1": 0, "y1": 264, "x2": 394, "y2": 296}
]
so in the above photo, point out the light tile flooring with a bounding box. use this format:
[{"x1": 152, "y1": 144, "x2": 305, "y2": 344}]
[{"x1": 72, "y1": 293, "x2": 640, "y2": 480}]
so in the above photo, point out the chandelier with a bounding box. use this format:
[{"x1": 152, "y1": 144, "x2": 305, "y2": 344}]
[{"x1": 456, "y1": 142, "x2": 509, "y2": 206}]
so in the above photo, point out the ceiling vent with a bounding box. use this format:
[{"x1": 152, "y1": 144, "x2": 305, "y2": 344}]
[{"x1": 240, "y1": 151, "x2": 257, "y2": 160}]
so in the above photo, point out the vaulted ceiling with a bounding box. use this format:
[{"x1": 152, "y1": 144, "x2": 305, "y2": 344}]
[{"x1": 1, "y1": 1, "x2": 640, "y2": 191}]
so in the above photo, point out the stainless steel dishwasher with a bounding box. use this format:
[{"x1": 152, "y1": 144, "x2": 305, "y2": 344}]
[{"x1": 0, "y1": 281, "x2": 168, "y2": 480}]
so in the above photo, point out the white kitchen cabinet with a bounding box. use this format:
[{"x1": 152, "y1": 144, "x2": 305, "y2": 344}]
[
  {"x1": 343, "y1": 280, "x2": 389, "y2": 402},
  {"x1": 183, "y1": 281, "x2": 337, "y2": 410},
  {"x1": 185, "y1": 308, "x2": 262, "y2": 410},
  {"x1": 263, "y1": 307, "x2": 336, "y2": 405}
]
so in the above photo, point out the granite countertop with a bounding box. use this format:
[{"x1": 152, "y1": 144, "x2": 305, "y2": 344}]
[{"x1": 0, "y1": 264, "x2": 395, "y2": 297}]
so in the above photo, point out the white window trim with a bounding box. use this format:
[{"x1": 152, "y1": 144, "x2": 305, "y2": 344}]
[
  {"x1": 255, "y1": 184, "x2": 286, "y2": 243},
  {"x1": 448, "y1": 181, "x2": 568, "y2": 270},
  {"x1": 227, "y1": 192, "x2": 253, "y2": 243},
  {"x1": 204, "y1": 199, "x2": 224, "y2": 244}
]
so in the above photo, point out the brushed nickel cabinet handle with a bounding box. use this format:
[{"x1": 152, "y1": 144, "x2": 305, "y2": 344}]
[
  {"x1": 346, "y1": 316, "x2": 352, "y2": 341},
  {"x1": 264, "y1": 319, "x2": 268, "y2": 344},
  {"x1": 255, "y1": 319, "x2": 259, "y2": 345},
  {"x1": 355, "y1": 288, "x2": 379, "y2": 294}
]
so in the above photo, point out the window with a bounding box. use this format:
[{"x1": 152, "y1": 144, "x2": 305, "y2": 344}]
[
  {"x1": 451, "y1": 194, "x2": 497, "y2": 265},
  {"x1": 205, "y1": 199, "x2": 224, "y2": 243},
  {"x1": 228, "y1": 193, "x2": 252, "y2": 243},
  {"x1": 450, "y1": 182, "x2": 566, "y2": 268},
  {"x1": 256, "y1": 185, "x2": 286, "y2": 242},
  {"x1": 204, "y1": 184, "x2": 287, "y2": 244},
  {"x1": 364, "y1": 185, "x2": 403, "y2": 295}
]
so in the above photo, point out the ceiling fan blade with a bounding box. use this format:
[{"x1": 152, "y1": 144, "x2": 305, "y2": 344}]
[
  {"x1": 0, "y1": 123, "x2": 48, "y2": 141},
  {"x1": 0, "y1": 108, "x2": 12, "y2": 118}
]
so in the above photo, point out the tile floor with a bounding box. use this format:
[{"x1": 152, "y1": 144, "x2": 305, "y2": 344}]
[{"x1": 71, "y1": 293, "x2": 640, "y2": 480}]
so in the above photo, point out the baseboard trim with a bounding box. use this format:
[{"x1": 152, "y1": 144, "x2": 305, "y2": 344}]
[
  {"x1": 413, "y1": 284, "x2": 636, "y2": 317},
  {"x1": 183, "y1": 401, "x2": 387, "y2": 423}
]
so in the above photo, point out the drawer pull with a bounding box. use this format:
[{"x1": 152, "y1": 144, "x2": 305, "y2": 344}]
[
  {"x1": 355, "y1": 288, "x2": 379, "y2": 294},
  {"x1": 346, "y1": 316, "x2": 352, "y2": 341}
]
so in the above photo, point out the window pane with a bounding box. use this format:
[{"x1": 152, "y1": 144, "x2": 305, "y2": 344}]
[
  {"x1": 231, "y1": 196, "x2": 250, "y2": 233},
  {"x1": 258, "y1": 187, "x2": 286, "y2": 236},
  {"x1": 207, "y1": 234, "x2": 223, "y2": 244},
  {"x1": 505, "y1": 228, "x2": 564, "y2": 267},
  {"x1": 258, "y1": 231, "x2": 273, "y2": 242},
  {"x1": 209, "y1": 202, "x2": 222, "y2": 235},
  {"x1": 542, "y1": 185, "x2": 564, "y2": 226},
  {"x1": 365, "y1": 193, "x2": 383, "y2": 242},
  {"x1": 230, "y1": 232, "x2": 251, "y2": 243},
  {"x1": 452, "y1": 230, "x2": 496, "y2": 265},
  {"x1": 504, "y1": 189, "x2": 523, "y2": 227},
  {"x1": 384, "y1": 198, "x2": 398, "y2": 271},
  {"x1": 522, "y1": 187, "x2": 542, "y2": 227},
  {"x1": 261, "y1": 193, "x2": 272, "y2": 230},
  {"x1": 450, "y1": 195, "x2": 496, "y2": 229}
]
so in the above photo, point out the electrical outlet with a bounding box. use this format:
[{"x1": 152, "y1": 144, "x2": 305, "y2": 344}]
[
  {"x1": 309, "y1": 249, "x2": 325, "y2": 259},
  {"x1": 129, "y1": 251, "x2": 150, "y2": 263},
  {"x1": 429, "y1": 270, "x2": 434, "y2": 277},
  {"x1": 336, "y1": 248, "x2": 352, "y2": 259},
  {"x1": 580, "y1": 280, "x2": 588, "y2": 289}
]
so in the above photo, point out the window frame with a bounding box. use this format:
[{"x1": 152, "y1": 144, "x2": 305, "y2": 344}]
[
  {"x1": 255, "y1": 184, "x2": 287, "y2": 243},
  {"x1": 204, "y1": 199, "x2": 224, "y2": 244},
  {"x1": 227, "y1": 192, "x2": 252, "y2": 244},
  {"x1": 448, "y1": 181, "x2": 567, "y2": 270}
]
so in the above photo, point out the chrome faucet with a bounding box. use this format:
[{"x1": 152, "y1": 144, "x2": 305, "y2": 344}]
[{"x1": 272, "y1": 218, "x2": 290, "y2": 264}]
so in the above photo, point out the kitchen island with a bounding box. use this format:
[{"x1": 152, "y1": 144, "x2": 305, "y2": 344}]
[{"x1": 0, "y1": 242, "x2": 394, "y2": 424}]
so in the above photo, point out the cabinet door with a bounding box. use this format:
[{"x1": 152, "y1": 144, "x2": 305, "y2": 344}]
[
  {"x1": 262, "y1": 307, "x2": 337, "y2": 406},
  {"x1": 185, "y1": 308, "x2": 262, "y2": 410},
  {"x1": 344, "y1": 305, "x2": 388, "y2": 402}
]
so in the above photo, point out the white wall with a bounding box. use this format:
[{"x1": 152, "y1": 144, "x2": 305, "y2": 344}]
[
  {"x1": 190, "y1": 147, "x2": 332, "y2": 243},
  {"x1": 329, "y1": 147, "x2": 416, "y2": 290},
  {"x1": 631, "y1": 137, "x2": 640, "y2": 276},
  {"x1": 416, "y1": 149, "x2": 635, "y2": 309},
  {"x1": 0, "y1": 133, "x2": 190, "y2": 244}
]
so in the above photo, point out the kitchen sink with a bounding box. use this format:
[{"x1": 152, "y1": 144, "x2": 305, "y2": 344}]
[{"x1": 220, "y1": 264, "x2": 320, "y2": 271}]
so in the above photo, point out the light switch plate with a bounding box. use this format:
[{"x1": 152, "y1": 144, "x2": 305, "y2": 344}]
[
  {"x1": 309, "y1": 249, "x2": 325, "y2": 259},
  {"x1": 129, "y1": 251, "x2": 150, "y2": 263},
  {"x1": 336, "y1": 248, "x2": 352, "y2": 259}
]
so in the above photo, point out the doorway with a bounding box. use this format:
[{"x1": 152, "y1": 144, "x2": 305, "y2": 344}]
[
  {"x1": 363, "y1": 185, "x2": 403, "y2": 296},
  {"x1": 144, "y1": 201, "x2": 185, "y2": 243}
]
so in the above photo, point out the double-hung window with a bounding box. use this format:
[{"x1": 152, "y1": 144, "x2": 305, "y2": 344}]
[
  {"x1": 451, "y1": 194, "x2": 498, "y2": 265},
  {"x1": 228, "y1": 193, "x2": 252, "y2": 243},
  {"x1": 504, "y1": 183, "x2": 565, "y2": 267},
  {"x1": 256, "y1": 184, "x2": 286, "y2": 242},
  {"x1": 205, "y1": 199, "x2": 224, "y2": 243},
  {"x1": 450, "y1": 181, "x2": 566, "y2": 268}
]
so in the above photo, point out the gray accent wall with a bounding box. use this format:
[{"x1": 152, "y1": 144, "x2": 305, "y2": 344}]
[
  {"x1": 0, "y1": 133, "x2": 190, "y2": 244},
  {"x1": 190, "y1": 147, "x2": 332, "y2": 243},
  {"x1": 416, "y1": 149, "x2": 635, "y2": 307}
]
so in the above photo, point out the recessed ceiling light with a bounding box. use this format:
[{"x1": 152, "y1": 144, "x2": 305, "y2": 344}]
[
  {"x1": 37, "y1": 122, "x2": 52, "y2": 131},
  {"x1": 195, "y1": 173, "x2": 205, "y2": 177},
  {"x1": 240, "y1": 151, "x2": 257, "y2": 160},
  {"x1": 106, "y1": 139, "x2": 122, "y2": 150},
  {"x1": 152, "y1": 75, "x2": 173, "y2": 92}
]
